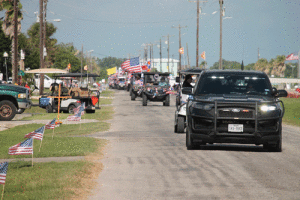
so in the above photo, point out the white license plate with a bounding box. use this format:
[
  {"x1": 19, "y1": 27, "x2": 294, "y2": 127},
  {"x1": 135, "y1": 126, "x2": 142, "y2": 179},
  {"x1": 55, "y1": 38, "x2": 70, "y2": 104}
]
[{"x1": 228, "y1": 124, "x2": 243, "y2": 132}]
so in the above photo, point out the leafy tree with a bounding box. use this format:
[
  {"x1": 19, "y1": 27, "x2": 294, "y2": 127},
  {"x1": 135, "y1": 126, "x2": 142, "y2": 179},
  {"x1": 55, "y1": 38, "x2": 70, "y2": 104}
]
[
  {"x1": 97, "y1": 57, "x2": 125, "y2": 80},
  {"x1": 210, "y1": 59, "x2": 243, "y2": 70},
  {"x1": 53, "y1": 43, "x2": 81, "y2": 72},
  {"x1": 0, "y1": 20, "x2": 12, "y2": 80}
]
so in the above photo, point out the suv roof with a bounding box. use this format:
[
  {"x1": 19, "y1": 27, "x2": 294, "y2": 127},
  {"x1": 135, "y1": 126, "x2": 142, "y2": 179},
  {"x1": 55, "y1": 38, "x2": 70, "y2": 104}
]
[{"x1": 203, "y1": 69, "x2": 266, "y2": 75}]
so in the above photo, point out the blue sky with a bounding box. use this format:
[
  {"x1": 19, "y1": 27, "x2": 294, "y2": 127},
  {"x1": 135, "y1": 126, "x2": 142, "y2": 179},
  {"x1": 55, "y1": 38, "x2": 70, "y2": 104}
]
[{"x1": 6, "y1": 0, "x2": 300, "y2": 67}]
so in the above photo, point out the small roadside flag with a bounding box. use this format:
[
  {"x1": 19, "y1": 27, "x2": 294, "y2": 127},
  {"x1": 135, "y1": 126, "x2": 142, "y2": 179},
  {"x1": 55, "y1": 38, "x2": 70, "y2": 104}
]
[
  {"x1": 0, "y1": 162, "x2": 8, "y2": 185},
  {"x1": 45, "y1": 118, "x2": 56, "y2": 129},
  {"x1": 24, "y1": 126, "x2": 45, "y2": 141},
  {"x1": 9, "y1": 138, "x2": 33, "y2": 155},
  {"x1": 84, "y1": 65, "x2": 88, "y2": 70}
]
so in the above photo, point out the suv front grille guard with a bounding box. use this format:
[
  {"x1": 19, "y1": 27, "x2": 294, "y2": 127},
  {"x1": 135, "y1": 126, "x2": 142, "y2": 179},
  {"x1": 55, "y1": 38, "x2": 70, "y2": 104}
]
[{"x1": 191, "y1": 99, "x2": 284, "y2": 135}]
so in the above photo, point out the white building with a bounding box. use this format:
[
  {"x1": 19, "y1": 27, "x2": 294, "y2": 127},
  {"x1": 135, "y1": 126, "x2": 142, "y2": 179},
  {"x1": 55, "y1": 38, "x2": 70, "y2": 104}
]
[{"x1": 141, "y1": 58, "x2": 179, "y2": 76}]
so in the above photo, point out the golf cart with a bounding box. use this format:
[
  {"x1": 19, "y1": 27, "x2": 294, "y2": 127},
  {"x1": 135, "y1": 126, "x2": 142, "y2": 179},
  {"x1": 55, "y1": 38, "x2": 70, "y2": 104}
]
[
  {"x1": 141, "y1": 72, "x2": 171, "y2": 106},
  {"x1": 174, "y1": 68, "x2": 202, "y2": 133},
  {"x1": 130, "y1": 73, "x2": 143, "y2": 100}
]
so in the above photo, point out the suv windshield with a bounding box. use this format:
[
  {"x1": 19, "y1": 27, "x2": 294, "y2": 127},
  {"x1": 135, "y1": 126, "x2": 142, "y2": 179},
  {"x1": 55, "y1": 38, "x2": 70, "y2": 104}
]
[
  {"x1": 145, "y1": 74, "x2": 169, "y2": 86},
  {"x1": 195, "y1": 73, "x2": 272, "y2": 96}
]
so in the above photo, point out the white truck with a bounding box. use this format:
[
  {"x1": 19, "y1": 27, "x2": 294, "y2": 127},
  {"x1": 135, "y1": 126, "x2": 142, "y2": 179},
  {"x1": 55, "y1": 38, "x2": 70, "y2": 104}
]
[{"x1": 34, "y1": 74, "x2": 63, "y2": 89}]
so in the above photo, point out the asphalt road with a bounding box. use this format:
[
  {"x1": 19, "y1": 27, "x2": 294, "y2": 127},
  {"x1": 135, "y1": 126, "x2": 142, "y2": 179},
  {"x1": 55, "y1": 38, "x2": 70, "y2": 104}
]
[{"x1": 88, "y1": 90, "x2": 300, "y2": 200}]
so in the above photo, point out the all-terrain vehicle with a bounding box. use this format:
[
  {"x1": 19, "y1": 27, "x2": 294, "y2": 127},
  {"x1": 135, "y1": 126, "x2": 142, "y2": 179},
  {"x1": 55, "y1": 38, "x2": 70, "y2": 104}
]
[
  {"x1": 130, "y1": 73, "x2": 143, "y2": 100},
  {"x1": 117, "y1": 77, "x2": 126, "y2": 90},
  {"x1": 184, "y1": 70, "x2": 288, "y2": 152},
  {"x1": 141, "y1": 72, "x2": 171, "y2": 106},
  {"x1": 174, "y1": 68, "x2": 202, "y2": 133}
]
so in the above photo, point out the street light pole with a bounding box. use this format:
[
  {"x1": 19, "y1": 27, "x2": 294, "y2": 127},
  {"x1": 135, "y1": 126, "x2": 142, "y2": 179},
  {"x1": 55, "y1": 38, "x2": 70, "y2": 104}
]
[
  {"x1": 219, "y1": 0, "x2": 223, "y2": 70},
  {"x1": 3, "y1": 52, "x2": 8, "y2": 81},
  {"x1": 39, "y1": 0, "x2": 44, "y2": 95}
]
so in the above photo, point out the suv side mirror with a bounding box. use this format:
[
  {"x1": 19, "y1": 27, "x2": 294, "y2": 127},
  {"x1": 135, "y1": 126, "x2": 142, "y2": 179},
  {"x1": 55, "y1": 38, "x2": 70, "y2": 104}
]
[
  {"x1": 276, "y1": 90, "x2": 288, "y2": 97},
  {"x1": 182, "y1": 87, "x2": 193, "y2": 95},
  {"x1": 175, "y1": 76, "x2": 180, "y2": 83}
]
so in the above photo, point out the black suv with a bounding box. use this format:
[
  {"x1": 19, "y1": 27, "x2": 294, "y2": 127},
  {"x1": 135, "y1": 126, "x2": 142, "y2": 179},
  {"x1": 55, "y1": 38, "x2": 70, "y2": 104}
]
[{"x1": 184, "y1": 70, "x2": 287, "y2": 151}]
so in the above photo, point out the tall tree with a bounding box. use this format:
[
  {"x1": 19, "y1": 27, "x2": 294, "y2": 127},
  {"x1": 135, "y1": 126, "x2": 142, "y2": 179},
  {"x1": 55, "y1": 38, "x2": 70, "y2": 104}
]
[
  {"x1": 1, "y1": 0, "x2": 23, "y2": 83},
  {"x1": 0, "y1": 20, "x2": 12, "y2": 80}
]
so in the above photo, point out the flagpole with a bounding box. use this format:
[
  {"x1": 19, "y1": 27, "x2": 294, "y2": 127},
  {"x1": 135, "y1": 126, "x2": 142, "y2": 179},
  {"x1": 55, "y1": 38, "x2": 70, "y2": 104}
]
[
  {"x1": 32, "y1": 139, "x2": 34, "y2": 167},
  {"x1": 52, "y1": 128, "x2": 54, "y2": 140},
  {"x1": 1, "y1": 184, "x2": 5, "y2": 200},
  {"x1": 39, "y1": 140, "x2": 43, "y2": 152}
]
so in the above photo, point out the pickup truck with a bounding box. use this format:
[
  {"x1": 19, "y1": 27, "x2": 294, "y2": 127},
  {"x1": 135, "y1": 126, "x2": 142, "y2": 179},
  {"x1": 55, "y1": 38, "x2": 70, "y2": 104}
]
[{"x1": 0, "y1": 82, "x2": 31, "y2": 120}]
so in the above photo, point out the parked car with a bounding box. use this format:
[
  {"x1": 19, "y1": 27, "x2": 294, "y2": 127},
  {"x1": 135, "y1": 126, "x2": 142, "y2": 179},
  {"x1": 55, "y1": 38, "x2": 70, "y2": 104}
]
[
  {"x1": 174, "y1": 68, "x2": 202, "y2": 133},
  {"x1": 184, "y1": 70, "x2": 287, "y2": 151},
  {"x1": 141, "y1": 72, "x2": 171, "y2": 106}
]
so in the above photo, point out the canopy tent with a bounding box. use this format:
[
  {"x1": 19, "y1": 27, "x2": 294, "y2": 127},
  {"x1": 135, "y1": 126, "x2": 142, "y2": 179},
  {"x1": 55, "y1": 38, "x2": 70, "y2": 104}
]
[
  {"x1": 25, "y1": 68, "x2": 68, "y2": 74},
  {"x1": 53, "y1": 73, "x2": 99, "y2": 78}
]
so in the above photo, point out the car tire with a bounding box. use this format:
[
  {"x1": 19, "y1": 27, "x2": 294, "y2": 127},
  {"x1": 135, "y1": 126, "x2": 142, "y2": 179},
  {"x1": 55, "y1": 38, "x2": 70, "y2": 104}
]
[
  {"x1": 186, "y1": 128, "x2": 195, "y2": 150},
  {"x1": 142, "y1": 94, "x2": 147, "y2": 106},
  {"x1": 46, "y1": 104, "x2": 53, "y2": 113},
  {"x1": 17, "y1": 108, "x2": 25, "y2": 114},
  {"x1": 164, "y1": 95, "x2": 170, "y2": 106},
  {"x1": 263, "y1": 121, "x2": 282, "y2": 152},
  {"x1": 0, "y1": 100, "x2": 17, "y2": 121},
  {"x1": 68, "y1": 104, "x2": 76, "y2": 114},
  {"x1": 131, "y1": 92, "x2": 136, "y2": 101},
  {"x1": 177, "y1": 116, "x2": 185, "y2": 133}
]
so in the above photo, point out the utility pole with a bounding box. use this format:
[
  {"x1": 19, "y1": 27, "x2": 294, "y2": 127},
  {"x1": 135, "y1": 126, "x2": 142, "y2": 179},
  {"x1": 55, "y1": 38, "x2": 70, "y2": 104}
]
[
  {"x1": 163, "y1": 34, "x2": 174, "y2": 73},
  {"x1": 258, "y1": 47, "x2": 260, "y2": 61},
  {"x1": 189, "y1": 0, "x2": 207, "y2": 68},
  {"x1": 219, "y1": 0, "x2": 224, "y2": 69},
  {"x1": 160, "y1": 38, "x2": 162, "y2": 72},
  {"x1": 13, "y1": 0, "x2": 18, "y2": 84},
  {"x1": 81, "y1": 44, "x2": 83, "y2": 83},
  {"x1": 39, "y1": 0, "x2": 44, "y2": 95},
  {"x1": 186, "y1": 43, "x2": 190, "y2": 68},
  {"x1": 172, "y1": 24, "x2": 187, "y2": 72},
  {"x1": 43, "y1": 0, "x2": 48, "y2": 67}
]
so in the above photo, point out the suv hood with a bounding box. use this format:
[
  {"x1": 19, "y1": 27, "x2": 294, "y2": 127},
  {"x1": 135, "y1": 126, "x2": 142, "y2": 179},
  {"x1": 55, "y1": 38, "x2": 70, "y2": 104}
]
[
  {"x1": 195, "y1": 94, "x2": 274, "y2": 102},
  {"x1": 0, "y1": 84, "x2": 28, "y2": 93}
]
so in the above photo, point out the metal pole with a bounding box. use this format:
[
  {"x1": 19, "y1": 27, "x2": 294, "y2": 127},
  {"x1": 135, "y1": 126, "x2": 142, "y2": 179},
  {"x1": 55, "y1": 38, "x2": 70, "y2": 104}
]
[
  {"x1": 5, "y1": 58, "x2": 7, "y2": 81},
  {"x1": 298, "y1": 51, "x2": 300, "y2": 78},
  {"x1": 13, "y1": 0, "x2": 18, "y2": 84},
  {"x1": 196, "y1": 0, "x2": 199, "y2": 68},
  {"x1": 160, "y1": 38, "x2": 162, "y2": 72},
  {"x1": 179, "y1": 25, "x2": 182, "y2": 71},
  {"x1": 39, "y1": 0, "x2": 44, "y2": 94},
  {"x1": 219, "y1": 0, "x2": 223, "y2": 70},
  {"x1": 81, "y1": 44, "x2": 83, "y2": 83}
]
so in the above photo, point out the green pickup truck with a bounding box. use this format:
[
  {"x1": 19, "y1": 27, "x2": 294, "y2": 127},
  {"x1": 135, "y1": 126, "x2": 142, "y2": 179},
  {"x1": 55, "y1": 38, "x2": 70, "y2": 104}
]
[{"x1": 0, "y1": 82, "x2": 32, "y2": 121}]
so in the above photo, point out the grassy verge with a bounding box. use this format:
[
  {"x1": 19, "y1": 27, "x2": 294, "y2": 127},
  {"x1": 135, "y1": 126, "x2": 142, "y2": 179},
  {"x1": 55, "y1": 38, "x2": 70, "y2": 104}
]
[
  {"x1": 101, "y1": 90, "x2": 114, "y2": 97},
  {"x1": 281, "y1": 97, "x2": 300, "y2": 126}
]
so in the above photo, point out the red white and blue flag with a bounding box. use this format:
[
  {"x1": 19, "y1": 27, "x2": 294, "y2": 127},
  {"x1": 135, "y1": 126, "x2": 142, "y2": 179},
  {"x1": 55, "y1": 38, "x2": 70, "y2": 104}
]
[
  {"x1": 286, "y1": 52, "x2": 299, "y2": 61},
  {"x1": 67, "y1": 103, "x2": 85, "y2": 121},
  {"x1": 121, "y1": 57, "x2": 141, "y2": 73},
  {"x1": 45, "y1": 118, "x2": 56, "y2": 129},
  {"x1": 24, "y1": 126, "x2": 45, "y2": 141},
  {"x1": 0, "y1": 162, "x2": 8, "y2": 185},
  {"x1": 73, "y1": 102, "x2": 85, "y2": 115},
  {"x1": 9, "y1": 138, "x2": 33, "y2": 155}
]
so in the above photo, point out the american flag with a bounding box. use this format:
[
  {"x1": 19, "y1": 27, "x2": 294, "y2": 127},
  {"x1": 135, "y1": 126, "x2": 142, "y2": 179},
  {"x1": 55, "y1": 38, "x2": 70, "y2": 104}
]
[
  {"x1": 121, "y1": 57, "x2": 141, "y2": 73},
  {"x1": 0, "y1": 162, "x2": 8, "y2": 185},
  {"x1": 24, "y1": 126, "x2": 45, "y2": 141},
  {"x1": 9, "y1": 138, "x2": 33, "y2": 155},
  {"x1": 67, "y1": 108, "x2": 83, "y2": 121},
  {"x1": 45, "y1": 118, "x2": 56, "y2": 129},
  {"x1": 73, "y1": 102, "x2": 85, "y2": 115},
  {"x1": 286, "y1": 52, "x2": 299, "y2": 61},
  {"x1": 121, "y1": 59, "x2": 130, "y2": 71}
]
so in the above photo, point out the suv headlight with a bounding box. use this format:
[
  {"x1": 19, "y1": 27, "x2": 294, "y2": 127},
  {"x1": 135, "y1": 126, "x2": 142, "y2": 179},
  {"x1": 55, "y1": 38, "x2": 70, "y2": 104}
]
[
  {"x1": 191, "y1": 102, "x2": 214, "y2": 111},
  {"x1": 260, "y1": 103, "x2": 280, "y2": 112},
  {"x1": 18, "y1": 93, "x2": 27, "y2": 99}
]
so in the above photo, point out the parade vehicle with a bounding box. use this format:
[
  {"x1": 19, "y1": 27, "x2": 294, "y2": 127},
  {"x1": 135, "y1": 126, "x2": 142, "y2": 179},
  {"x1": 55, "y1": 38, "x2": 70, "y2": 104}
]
[
  {"x1": 0, "y1": 81, "x2": 31, "y2": 120},
  {"x1": 141, "y1": 72, "x2": 171, "y2": 106},
  {"x1": 117, "y1": 76, "x2": 126, "y2": 90},
  {"x1": 130, "y1": 73, "x2": 143, "y2": 100},
  {"x1": 174, "y1": 68, "x2": 202, "y2": 133},
  {"x1": 184, "y1": 70, "x2": 288, "y2": 151},
  {"x1": 39, "y1": 73, "x2": 99, "y2": 114}
]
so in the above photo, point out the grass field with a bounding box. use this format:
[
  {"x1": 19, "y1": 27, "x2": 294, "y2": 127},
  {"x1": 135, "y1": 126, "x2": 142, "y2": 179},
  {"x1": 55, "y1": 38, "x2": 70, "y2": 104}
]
[
  {"x1": 1, "y1": 89, "x2": 115, "y2": 200},
  {"x1": 281, "y1": 97, "x2": 300, "y2": 126}
]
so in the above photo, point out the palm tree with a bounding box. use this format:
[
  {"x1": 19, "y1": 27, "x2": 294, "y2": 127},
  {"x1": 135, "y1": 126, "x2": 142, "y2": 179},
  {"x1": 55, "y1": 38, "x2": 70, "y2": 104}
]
[{"x1": 1, "y1": 0, "x2": 23, "y2": 84}]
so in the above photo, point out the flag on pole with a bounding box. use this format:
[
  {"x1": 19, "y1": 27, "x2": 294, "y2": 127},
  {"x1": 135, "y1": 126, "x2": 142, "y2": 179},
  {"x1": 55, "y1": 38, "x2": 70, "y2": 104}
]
[
  {"x1": 67, "y1": 63, "x2": 71, "y2": 70},
  {"x1": 84, "y1": 65, "x2": 88, "y2": 70},
  {"x1": 286, "y1": 52, "x2": 299, "y2": 61},
  {"x1": 121, "y1": 59, "x2": 130, "y2": 71},
  {"x1": 67, "y1": 105, "x2": 83, "y2": 121},
  {"x1": 24, "y1": 126, "x2": 45, "y2": 141},
  {"x1": 73, "y1": 102, "x2": 85, "y2": 115},
  {"x1": 45, "y1": 118, "x2": 56, "y2": 129},
  {"x1": 128, "y1": 57, "x2": 141, "y2": 73},
  {"x1": 201, "y1": 51, "x2": 206, "y2": 60},
  {"x1": 0, "y1": 162, "x2": 8, "y2": 185},
  {"x1": 179, "y1": 47, "x2": 184, "y2": 54},
  {"x1": 9, "y1": 138, "x2": 33, "y2": 155}
]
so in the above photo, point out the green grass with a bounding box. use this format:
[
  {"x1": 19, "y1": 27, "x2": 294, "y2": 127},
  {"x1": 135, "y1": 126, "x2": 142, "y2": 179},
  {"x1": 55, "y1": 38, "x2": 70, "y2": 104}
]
[
  {"x1": 101, "y1": 90, "x2": 114, "y2": 97},
  {"x1": 281, "y1": 97, "x2": 300, "y2": 126},
  {"x1": 0, "y1": 123, "x2": 108, "y2": 159},
  {"x1": 2, "y1": 161, "x2": 95, "y2": 200},
  {"x1": 99, "y1": 98, "x2": 113, "y2": 105},
  {"x1": 22, "y1": 106, "x2": 114, "y2": 121}
]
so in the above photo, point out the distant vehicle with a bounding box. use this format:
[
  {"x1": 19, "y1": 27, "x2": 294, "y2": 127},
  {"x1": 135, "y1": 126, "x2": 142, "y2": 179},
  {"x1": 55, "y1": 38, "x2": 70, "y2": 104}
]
[
  {"x1": 130, "y1": 73, "x2": 143, "y2": 100},
  {"x1": 174, "y1": 68, "x2": 202, "y2": 133},
  {"x1": 117, "y1": 77, "x2": 126, "y2": 90},
  {"x1": 7, "y1": 77, "x2": 12, "y2": 84},
  {"x1": 34, "y1": 74, "x2": 63, "y2": 89},
  {"x1": 141, "y1": 72, "x2": 171, "y2": 106},
  {"x1": 184, "y1": 70, "x2": 288, "y2": 152}
]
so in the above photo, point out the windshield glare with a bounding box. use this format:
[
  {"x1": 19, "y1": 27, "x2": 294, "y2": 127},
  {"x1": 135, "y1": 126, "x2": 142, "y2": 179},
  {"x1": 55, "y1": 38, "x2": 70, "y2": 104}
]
[
  {"x1": 195, "y1": 74, "x2": 272, "y2": 96},
  {"x1": 145, "y1": 75, "x2": 169, "y2": 86}
]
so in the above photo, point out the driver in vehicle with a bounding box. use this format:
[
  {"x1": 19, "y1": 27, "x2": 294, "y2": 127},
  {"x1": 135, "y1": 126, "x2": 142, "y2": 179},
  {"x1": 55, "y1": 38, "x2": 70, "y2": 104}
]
[{"x1": 182, "y1": 75, "x2": 193, "y2": 88}]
